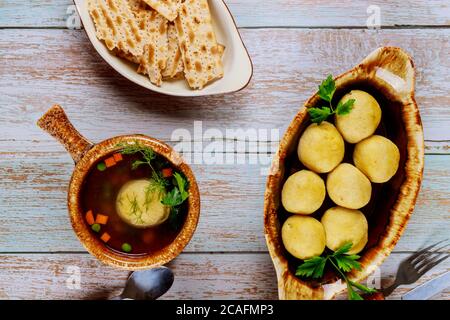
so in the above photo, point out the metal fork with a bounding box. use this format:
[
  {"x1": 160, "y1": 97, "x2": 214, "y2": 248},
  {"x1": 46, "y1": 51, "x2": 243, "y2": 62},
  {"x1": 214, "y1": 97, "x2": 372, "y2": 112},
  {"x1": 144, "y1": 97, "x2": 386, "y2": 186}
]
[{"x1": 382, "y1": 240, "x2": 449, "y2": 297}]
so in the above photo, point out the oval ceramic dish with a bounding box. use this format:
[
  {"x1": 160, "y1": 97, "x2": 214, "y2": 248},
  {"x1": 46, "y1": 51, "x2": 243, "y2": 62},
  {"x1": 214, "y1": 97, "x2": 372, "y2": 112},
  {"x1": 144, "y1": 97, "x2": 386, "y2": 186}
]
[
  {"x1": 37, "y1": 105, "x2": 201, "y2": 270},
  {"x1": 74, "y1": 0, "x2": 253, "y2": 96},
  {"x1": 264, "y1": 47, "x2": 424, "y2": 299}
]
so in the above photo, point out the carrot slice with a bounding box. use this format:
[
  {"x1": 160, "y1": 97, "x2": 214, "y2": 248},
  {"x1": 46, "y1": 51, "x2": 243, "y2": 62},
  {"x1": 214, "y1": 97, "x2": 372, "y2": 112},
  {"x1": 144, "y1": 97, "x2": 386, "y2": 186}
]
[
  {"x1": 104, "y1": 157, "x2": 116, "y2": 168},
  {"x1": 113, "y1": 153, "x2": 123, "y2": 162},
  {"x1": 100, "y1": 232, "x2": 111, "y2": 243},
  {"x1": 85, "y1": 210, "x2": 95, "y2": 225},
  {"x1": 162, "y1": 168, "x2": 173, "y2": 178},
  {"x1": 95, "y1": 214, "x2": 109, "y2": 225}
]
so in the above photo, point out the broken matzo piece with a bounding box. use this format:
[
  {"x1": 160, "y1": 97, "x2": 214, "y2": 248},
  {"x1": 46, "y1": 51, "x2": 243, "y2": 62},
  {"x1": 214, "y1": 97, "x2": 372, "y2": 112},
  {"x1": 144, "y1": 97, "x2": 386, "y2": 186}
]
[
  {"x1": 141, "y1": 0, "x2": 179, "y2": 21},
  {"x1": 87, "y1": 0, "x2": 146, "y2": 57},
  {"x1": 162, "y1": 23, "x2": 184, "y2": 79},
  {"x1": 114, "y1": 48, "x2": 142, "y2": 64},
  {"x1": 217, "y1": 43, "x2": 225, "y2": 55},
  {"x1": 136, "y1": 10, "x2": 169, "y2": 86},
  {"x1": 175, "y1": 0, "x2": 224, "y2": 89},
  {"x1": 127, "y1": 0, "x2": 148, "y2": 13},
  {"x1": 162, "y1": 29, "x2": 226, "y2": 81}
]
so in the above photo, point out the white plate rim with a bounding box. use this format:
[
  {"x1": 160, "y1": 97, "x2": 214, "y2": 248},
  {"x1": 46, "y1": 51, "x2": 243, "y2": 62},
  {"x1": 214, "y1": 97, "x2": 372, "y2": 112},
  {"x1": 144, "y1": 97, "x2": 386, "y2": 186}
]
[{"x1": 73, "y1": 0, "x2": 254, "y2": 97}]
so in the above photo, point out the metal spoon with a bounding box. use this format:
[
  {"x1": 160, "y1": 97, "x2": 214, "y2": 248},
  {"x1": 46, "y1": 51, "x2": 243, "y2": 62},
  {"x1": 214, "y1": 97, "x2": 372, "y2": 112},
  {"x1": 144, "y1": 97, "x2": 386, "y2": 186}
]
[{"x1": 112, "y1": 267, "x2": 174, "y2": 300}]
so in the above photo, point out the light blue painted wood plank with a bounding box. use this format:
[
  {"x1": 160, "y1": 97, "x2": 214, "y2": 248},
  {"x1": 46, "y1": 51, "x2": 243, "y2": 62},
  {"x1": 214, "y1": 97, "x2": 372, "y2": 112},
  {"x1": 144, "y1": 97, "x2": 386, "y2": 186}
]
[
  {"x1": 0, "y1": 150, "x2": 448, "y2": 252},
  {"x1": 0, "y1": 28, "x2": 449, "y2": 141},
  {"x1": 0, "y1": 0, "x2": 449, "y2": 28},
  {"x1": 0, "y1": 252, "x2": 448, "y2": 299}
]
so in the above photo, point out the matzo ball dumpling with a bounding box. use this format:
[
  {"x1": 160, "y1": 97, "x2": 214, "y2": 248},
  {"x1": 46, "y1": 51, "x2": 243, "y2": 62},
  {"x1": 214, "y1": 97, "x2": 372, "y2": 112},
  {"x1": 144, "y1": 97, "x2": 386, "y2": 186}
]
[
  {"x1": 116, "y1": 179, "x2": 170, "y2": 228},
  {"x1": 353, "y1": 135, "x2": 400, "y2": 183},
  {"x1": 281, "y1": 170, "x2": 326, "y2": 214},
  {"x1": 326, "y1": 163, "x2": 372, "y2": 209},
  {"x1": 298, "y1": 121, "x2": 345, "y2": 173},
  {"x1": 281, "y1": 215, "x2": 326, "y2": 260},
  {"x1": 335, "y1": 90, "x2": 382, "y2": 143},
  {"x1": 321, "y1": 206, "x2": 368, "y2": 255}
]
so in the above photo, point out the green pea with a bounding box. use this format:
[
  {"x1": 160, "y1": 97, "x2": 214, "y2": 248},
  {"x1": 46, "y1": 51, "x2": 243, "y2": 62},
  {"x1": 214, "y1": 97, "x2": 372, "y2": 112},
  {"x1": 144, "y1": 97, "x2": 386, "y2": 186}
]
[
  {"x1": 122, "y1": 243, "x2": 132, "y2": 253},
  {"x1": 97, "y1": 162, "x2": 107, "y2": 171},
  {"x1": 91, "y1": 223, "x2": 101, "y2": 233}
]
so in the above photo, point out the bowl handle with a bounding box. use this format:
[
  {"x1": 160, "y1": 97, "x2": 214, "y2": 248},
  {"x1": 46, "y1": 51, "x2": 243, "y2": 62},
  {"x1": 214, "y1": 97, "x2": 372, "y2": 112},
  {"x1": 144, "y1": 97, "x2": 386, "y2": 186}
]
[
  {"x1": 37, "y1": 105, "x2": 93, "y2": 163},
  {"x1": 358, "y1": 47, "x2": 415, "y2": 101}
]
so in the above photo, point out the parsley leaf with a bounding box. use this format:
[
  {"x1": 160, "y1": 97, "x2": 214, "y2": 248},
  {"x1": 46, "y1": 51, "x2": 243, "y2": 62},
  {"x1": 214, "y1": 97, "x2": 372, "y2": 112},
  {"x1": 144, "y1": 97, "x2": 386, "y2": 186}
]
[
  {"x1": 348, "y1": 285, "x2": 364, "y2": 300},
  {"x1": 161, "y1": 188, "x2": 183, "y2": 207},
  {"x1": 308, "y1": 75, "x2": 355, "y2": 124},
  {"x1": 161, "y1": 173, "x2": 190, "y2": 229},
  {"x1": 295, "y1": 242, "x2": 377, "y2": 300},
  {"x1": 161, "y1": 173, "x2": 189, "y2": 207},
  {"x1": 331, "y1": 242, "x2": 362, "y2": 272},
  {"x1": 332, "y1": 242, "x2": 353, "y2": 256},
  {"x1": 336, "y1": 98, "x2": 355, "y2": 115},
  {"x1": 308, "y1": 107, "x2": 332, "y2": 124},
  {"x1": 318, "y1": 74, "x2": 336, "y2": 102},
  {"x1": 333, "y1": 254, "x2": 361, "y2": 273},
  {"x1": 174, "y1": 172, "x2": 189, "y2": 201},
  {"x1": 295, "y1": 256, "x2": 327, "y2": 278}
]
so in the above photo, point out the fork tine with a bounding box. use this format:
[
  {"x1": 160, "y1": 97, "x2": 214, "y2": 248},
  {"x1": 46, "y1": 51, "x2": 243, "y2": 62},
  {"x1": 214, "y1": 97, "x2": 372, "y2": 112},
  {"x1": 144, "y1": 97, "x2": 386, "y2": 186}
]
[
  {"x1": 418, "y1": 253, "x2": 450, "y2": 277},
  {"x1": 414, "y1": 243, "x2": 449, "y2": 269},
  {"x1": 409, "y1": 239, "x2": 448, "y2": 264}
]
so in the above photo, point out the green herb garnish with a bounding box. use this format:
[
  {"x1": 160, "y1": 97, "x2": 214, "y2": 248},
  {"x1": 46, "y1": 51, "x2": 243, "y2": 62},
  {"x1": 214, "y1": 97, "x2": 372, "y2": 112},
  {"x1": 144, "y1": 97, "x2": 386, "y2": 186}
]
[
  {"x1": 118, "y1": 141, "x2": 156, "y2": 171},
  {"x1": 127, "y1": 194, "x2": 140, "y2": 216},
  {"x1": 295, "y1": 242, "x2": 377, "y2": 300},
  {"x1": 161, "y1": 172, "x2": 189, "y2": 207},
  {"x1": 167, "y1": 206, "x2": 181, "y2": 229},
  {"x1": 117, "y1": 141, "x2": 190, "y2": 228},
  {"x1": 308, "y1": 75, "x2": 355, "y2": 124},
  {"x1": 118, "y1": 142, "x2": 168, "y2": 190}
]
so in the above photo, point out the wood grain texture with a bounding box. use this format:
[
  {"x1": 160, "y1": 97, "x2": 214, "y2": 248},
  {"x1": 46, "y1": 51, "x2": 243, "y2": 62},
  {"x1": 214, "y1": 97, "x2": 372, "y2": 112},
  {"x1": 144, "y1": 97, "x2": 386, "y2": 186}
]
[
  {"x1": 0, "y1": 0, "x2": 449, "y2": 28},
  {"x1": 0, "y1": 149, "x2": 448, "y2": 252},
  {"x1": 0, "y1": 28, "x2": 449, "y2": 142},
  {"x1": 0, "y1": 1, "x2": 449, "y2": 301},
  {"x1": 0, "y1": 252, "x2": 447, "y2": 300}
]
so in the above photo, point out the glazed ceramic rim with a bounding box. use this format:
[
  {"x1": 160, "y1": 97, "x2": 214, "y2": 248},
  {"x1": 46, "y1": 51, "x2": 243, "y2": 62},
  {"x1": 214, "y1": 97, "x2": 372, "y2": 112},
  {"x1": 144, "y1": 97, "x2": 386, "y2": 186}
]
[
  {"x1": 68, "y1": 134, "x2": 200, "y2": 270},
  {"x1": 264, "y1": 47, "x2": 425, "y2": 299}
]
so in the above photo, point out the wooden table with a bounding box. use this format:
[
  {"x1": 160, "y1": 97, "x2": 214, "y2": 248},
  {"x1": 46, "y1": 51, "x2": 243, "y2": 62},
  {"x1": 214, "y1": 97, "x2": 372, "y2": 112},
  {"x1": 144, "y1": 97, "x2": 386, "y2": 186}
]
[{"x1": 0, "y1": 1, "x2": 449, "y2": 300}]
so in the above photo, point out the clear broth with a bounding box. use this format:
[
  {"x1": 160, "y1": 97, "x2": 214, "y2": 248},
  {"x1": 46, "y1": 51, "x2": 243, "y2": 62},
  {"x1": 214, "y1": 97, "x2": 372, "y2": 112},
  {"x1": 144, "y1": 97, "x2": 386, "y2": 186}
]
[{"x1": 80, "y1": 153, "x2": 187, "y2": 255}]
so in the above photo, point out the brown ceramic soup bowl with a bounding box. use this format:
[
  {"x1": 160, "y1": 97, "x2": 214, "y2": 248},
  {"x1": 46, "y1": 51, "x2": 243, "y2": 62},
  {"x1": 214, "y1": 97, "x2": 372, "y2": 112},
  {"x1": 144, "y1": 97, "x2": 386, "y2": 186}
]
[
  {"x1": 264, "y1": 47, "x2": 424, "y2": 299},
  {"x1": 38, "y1": 105, "x2": 200, "y2": 270}
]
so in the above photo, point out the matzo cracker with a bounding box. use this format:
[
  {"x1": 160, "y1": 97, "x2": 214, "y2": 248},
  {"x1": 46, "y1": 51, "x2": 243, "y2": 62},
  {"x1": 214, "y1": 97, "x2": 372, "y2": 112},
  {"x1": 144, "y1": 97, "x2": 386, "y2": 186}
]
[
  {"x1": 136, "y1": 10, "x2": 169, "y2": 86},
  {"x1": 142, "y1": 0, "x2": 179, "y2": 21},
  {"x1": 162, "y1": 23, "x2": 184, "y2": 79},
  {"x1": 127, "y1": 0, "x2": 147, "y2": 12},
  {"x1": 87, "y1": 0, "x2": 146, "y2": 57},
  {"x1": 175, "y1": 0, "x2": 224, "y2": 89}
]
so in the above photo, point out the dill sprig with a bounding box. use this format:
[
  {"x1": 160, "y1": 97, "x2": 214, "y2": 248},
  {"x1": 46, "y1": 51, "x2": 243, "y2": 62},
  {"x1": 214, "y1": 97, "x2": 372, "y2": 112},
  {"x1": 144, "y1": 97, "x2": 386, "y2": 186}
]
[{"x1": 117, "y1": 141, "x2": 167, "y2": 190}]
